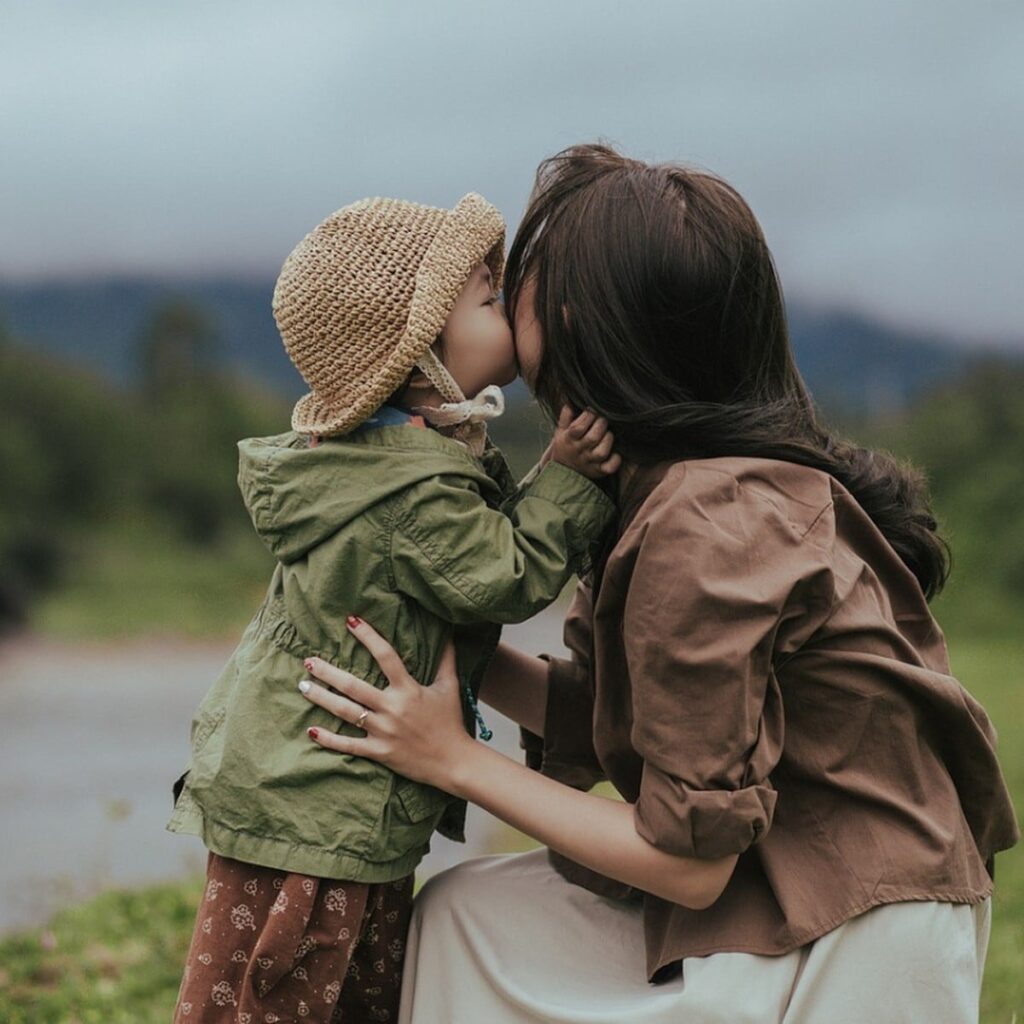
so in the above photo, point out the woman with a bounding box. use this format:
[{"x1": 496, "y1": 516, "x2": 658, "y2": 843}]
[{"x1": 299, "y1": 144, "x2": 1019, "y2": 1022}]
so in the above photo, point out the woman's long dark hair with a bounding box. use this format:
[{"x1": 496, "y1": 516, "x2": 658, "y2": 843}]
[{"x1": 505, "y1": 143, "x2": 949, "y2": 599}]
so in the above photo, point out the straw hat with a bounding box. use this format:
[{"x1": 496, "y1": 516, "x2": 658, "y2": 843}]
[{"x1": 272, "y1": 193, "x2": 505, "y2": 437}]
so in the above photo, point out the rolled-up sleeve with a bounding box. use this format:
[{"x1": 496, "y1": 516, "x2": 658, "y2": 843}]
[{"x1": 626, "y1": 468, "x2": 833, "y2": 860}]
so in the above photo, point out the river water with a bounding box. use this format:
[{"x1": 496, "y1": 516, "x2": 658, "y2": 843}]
[{"x1": 0, "y1": 610, "x2": 567, "y2": 935}]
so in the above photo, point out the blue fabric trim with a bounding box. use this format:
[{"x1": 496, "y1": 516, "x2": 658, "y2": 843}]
[{"x1": 353, "y1": 405, "x2": 417, "y2": 434}]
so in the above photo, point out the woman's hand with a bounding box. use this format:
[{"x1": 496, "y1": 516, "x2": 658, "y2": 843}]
[{"x1": 298, "y1": 617, "x2": 474, "y2": 792}]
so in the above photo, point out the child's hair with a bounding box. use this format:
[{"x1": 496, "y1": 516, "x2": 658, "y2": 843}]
[
  {"x1": 391, "y1": 337, "x2": 446, "y2": 409},
  {"x1": 504, "y1": 143, "x2": 949, "y2": 600}
]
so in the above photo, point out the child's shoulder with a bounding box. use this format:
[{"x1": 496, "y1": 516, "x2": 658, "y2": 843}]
[{"x1": 238, "y1": 422, "x2": 513, "y2": 518}]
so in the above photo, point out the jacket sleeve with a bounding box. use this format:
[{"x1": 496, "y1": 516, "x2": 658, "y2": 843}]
[
  {"x1": 626, "y1": 467, "x2": 834, "y2": 860},
  {"x1": 496, "y1": 455, "x2": 544, "y2": 515},
  {"x1": 389, "y1": 461, "x2": 615, "y2": 625}
]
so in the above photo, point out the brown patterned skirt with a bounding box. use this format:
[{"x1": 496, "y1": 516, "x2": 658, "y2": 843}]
[{"x1": 173, "y1": 852, "x2": 413, "y2": 1023}]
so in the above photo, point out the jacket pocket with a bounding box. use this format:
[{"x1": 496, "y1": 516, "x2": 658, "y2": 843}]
[
  {"x1": 394, "y1": 777, "x2": 450, "y2": 823},
  {"x1": 366, "y1": 776, "x2": 449, "y2": 865}
]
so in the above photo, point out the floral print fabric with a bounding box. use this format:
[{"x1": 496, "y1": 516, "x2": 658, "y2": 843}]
[{"x1": 174, "y1": 852, "x2": 413, "y2": 1023}]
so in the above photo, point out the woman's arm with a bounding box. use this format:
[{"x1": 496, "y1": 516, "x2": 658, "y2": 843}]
[
  {"x1": 445, "y1": 734, "x2": 736, "y2": 910},
  {"x1": 477, "y1": 642, "x2": 548, "y2": 736},
  {"x1": 299, "y1": 621, "x2": 736, "y2": 911}
]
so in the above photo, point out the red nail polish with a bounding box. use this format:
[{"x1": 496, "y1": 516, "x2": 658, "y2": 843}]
[
  {"x1": 307, "y1": 727, "x2": 319, "y2": 740},
  {"x1": 304, "y1": 658, "x2": 315, "y2": 671},
  {"x1": 346, "y1": 615, "x2": 362, "y2": 629}
]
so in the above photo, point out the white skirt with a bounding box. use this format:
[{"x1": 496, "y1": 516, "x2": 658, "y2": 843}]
[{"x1": 398, "y1": 848, "x2": 991, "y2": 1024}]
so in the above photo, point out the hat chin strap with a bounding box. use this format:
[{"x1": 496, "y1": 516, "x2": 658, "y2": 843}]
[
  {"x1": 412, "y1": 347, "x2": 466, "y2": 406},
  {"x1": 412, "y1": 348, "x2": 505, "y2": 456}
]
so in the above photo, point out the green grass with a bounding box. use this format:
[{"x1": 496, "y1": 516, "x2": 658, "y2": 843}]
[
  {"x1": 946, "y1": 635, "x2": 1024, "y2": 1023},
  {"x1": 31, "y1": 522, "x2": 274, "y2": 641},
  {"x1": 0, "y1": 876, "x2": 204, "y2": 1023}
]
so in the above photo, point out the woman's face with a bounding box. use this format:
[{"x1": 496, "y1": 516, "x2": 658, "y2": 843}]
[{"x1": 512, "y1": 275, "x2": 544, "y2": 390}]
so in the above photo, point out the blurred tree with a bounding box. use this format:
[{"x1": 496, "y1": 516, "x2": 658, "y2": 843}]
[
  {"x1": 128, "y1": 296, "x2": 295, "y2": 548},
  {"x1": 0, "y1": 338, "x2": 136, "y2": 629},
  {"x1": 134, "y1": 299, "x2": 232, "y2": 543},
  {"x1": 137, "y1": 300, "x2": 218, "y2": 401},
  {"x1": 0, "y1": 315, "x2": 291, "y2": 631},
  {"x1": 866, "y1": 359, "x2": 1024, "y2": 635}
]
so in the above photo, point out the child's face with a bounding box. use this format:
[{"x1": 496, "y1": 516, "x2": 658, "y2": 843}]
[{"x1": 440, "y1": 264, "x2": 518, "y2": 395}]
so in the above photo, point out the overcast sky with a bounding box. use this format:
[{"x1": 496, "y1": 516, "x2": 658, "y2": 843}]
[{"x1": 2, "y1": 0, "x2": 1021, "y2": 345}]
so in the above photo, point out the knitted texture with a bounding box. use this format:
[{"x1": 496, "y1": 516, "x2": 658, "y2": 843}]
[{"x1": 272, "y1": 193, "x2": 505, "y2": 437}]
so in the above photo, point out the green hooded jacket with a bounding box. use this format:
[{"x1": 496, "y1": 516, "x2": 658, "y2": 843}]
[{"x1": 167, "y1": 420, "x2": 615, "y2": 882}]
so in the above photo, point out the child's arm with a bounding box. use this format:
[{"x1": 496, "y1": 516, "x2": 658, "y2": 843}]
[
  {"x1": 546, "y1": 407, "x2": 622, "y2": 480},
  {"x1": 389, "y1": 419, "x2": 618, "y2": 625},
  {"x1": 499, "y1": 409, "x2": 620, "y2": 514}
]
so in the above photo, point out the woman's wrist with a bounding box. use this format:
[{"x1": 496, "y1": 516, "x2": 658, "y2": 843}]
[{"x1": 442, "y1": 735, "x2": 496, "y2": 800}]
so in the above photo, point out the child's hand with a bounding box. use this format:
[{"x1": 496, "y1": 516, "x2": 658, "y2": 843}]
[{"x1": 548, "y1": 406, "x2": 622, "y2": 480}]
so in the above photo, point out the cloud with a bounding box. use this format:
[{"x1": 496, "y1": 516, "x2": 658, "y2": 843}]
[{"x1": 1, "y1": 0, "x2": 1021, "y2": 343}]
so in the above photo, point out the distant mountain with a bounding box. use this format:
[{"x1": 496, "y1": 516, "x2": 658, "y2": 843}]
[
  {"x1": 0, "y1": 278, "x2": 302, "y2": 397},
  {"x1": 786, "y1": 306, "x2": 982, "y2": 416},
  {"x1": 0, "y1": 278, "x2": 1016, "y2": 413}
]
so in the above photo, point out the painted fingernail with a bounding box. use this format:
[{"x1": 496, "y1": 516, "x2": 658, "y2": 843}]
[
  {"x1": 298, "y1": 680, "x2": 311, "y2": 694},
  {"x1": 346, "y1": 615, "x2": 362, "y2": 629},
  {"x1": 307, "y1": 727, "x2": 319, "y2": 740},
  {"x1": 304, "y1": 658, "x2": 316, "y2": 671}
]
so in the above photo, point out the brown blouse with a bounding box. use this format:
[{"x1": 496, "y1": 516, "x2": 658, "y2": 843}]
[{"x1": 523, "y1": 456, "x2": 1019, "y2": 981}]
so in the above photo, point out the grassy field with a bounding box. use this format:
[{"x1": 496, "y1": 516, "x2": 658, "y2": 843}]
[
  {"x1": 30, "y1": 521, "x2": 274, "y2": 641},
  {"x1": 1, "y1": 634, "x2": 1020, "y2": 1022},
  {"x1": 0, "y1": 877, "x2": 204, "y2": 1024},
  {"x1": 947, "y1": 637, "x2": 1024, "y2": 1021}
]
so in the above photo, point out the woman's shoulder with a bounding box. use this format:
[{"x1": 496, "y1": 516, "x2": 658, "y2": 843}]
[
  {"x1": 612, "y1": 456, "x2": 840, "y2": 646},
  {"x1": 626, "y1": 456, "x2": 836, "y2": 541}
]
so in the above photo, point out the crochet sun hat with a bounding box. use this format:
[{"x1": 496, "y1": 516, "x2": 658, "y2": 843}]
[{"x1": 272, "y1": 193, "x2": 506, "y2": 439}]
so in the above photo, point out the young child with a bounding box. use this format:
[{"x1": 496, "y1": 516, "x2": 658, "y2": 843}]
[{"x1": 168, "y1": 193, "x2": 619, "y2": 1023}]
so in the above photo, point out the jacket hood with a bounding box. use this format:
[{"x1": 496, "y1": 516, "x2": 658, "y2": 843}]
[{"x1": 238, "y1": 429, "x2": 495, "y2": 563}]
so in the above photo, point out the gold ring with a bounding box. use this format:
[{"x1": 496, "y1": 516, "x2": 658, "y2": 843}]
[{"x1": 355, "y1": 709, "x2": 370, "y2": 731}]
